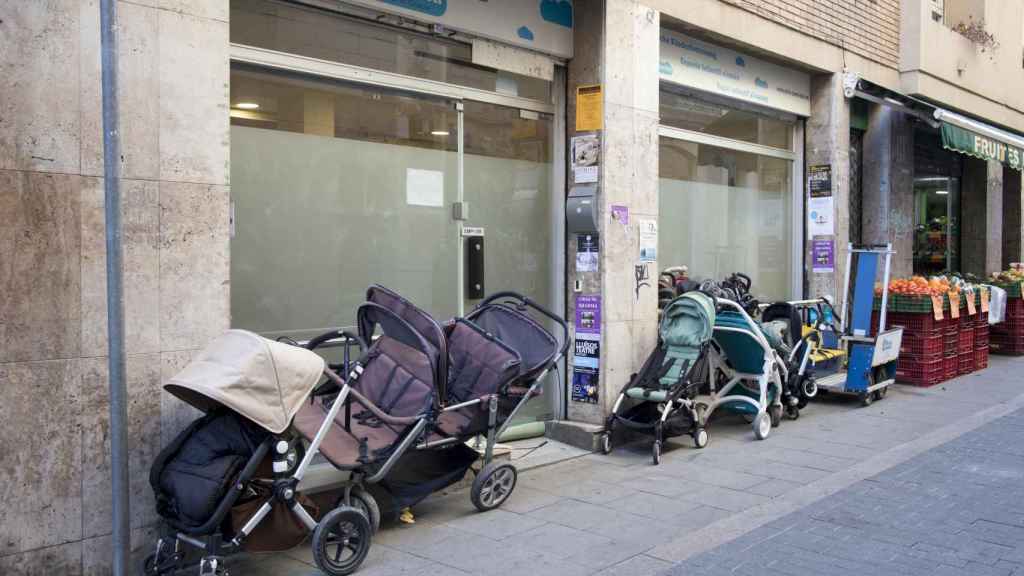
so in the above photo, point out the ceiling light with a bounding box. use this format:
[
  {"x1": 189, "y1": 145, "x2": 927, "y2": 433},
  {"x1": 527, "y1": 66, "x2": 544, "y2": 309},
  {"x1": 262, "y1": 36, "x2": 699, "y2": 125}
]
[
  {"x1": 430, "y1": 130, "x2": 450, "y2": 136},
  {"x1": 235, "y1": 102, "x2": 260, "y2": 110},
  {"x1": 936, "y1": 190, "x2": 948, "y2": 195}
]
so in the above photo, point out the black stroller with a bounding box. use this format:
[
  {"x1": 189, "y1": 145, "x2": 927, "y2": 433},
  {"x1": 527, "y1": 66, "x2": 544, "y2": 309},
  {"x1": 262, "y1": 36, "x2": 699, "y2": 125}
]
[{"x1": 145, "y1": 286, "x2": 566, "y2": 576}]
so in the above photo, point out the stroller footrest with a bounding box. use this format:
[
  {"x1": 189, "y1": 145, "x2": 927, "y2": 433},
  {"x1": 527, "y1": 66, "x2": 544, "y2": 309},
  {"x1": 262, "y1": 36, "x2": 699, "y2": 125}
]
[{"x1": 625, "y1": 387, "x2": 669, "y2": 402}]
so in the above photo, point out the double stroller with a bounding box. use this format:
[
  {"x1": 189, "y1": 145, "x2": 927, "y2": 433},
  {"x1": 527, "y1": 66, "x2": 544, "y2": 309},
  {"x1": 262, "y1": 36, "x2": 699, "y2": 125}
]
[{"x1": 145, "y1": 286, "x2": 567, "y2": 576}]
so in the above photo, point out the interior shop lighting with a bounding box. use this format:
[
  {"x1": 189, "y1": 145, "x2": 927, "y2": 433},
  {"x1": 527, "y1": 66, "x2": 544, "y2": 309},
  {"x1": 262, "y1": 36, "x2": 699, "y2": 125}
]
[
  {"x1": 430, "y1": 130, "x2": 450, "y2": 136},
  {"x1": 936, "y1": 190, "x2": 949, "y2": 195},
  {"x1": 234, "y1": 102, "x2": 260, "y2": 110}
]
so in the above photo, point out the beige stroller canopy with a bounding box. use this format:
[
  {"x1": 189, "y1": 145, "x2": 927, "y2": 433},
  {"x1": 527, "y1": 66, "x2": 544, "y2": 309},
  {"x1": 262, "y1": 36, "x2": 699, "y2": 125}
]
[{"x1": 164, "y1": 330, "x2": 326, "y2": 434}]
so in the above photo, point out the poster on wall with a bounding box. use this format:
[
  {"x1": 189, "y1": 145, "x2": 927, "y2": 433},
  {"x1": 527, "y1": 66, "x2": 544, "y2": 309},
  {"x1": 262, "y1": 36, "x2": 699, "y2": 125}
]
[
  {"x1": 808, "y1": 196, "x2": 834, "y2": 236},
  {"x1": 808, "y1": 165, "x2": 832, "y2": 197},
  {"x1": 576, "y1": 85, "x2": 603, "y2": 131},
  {"x1": 573, "y1": 293, "x2": 601, "y2": 404},
  {"x1": 812, "y1": 237, "x2": 835, "y2": 273},
  {"x1": 571, "y1": 134, "x2": 600, "y2": 184},
  {"x1": 638, "y1": 218, "x2": 658, "y2": 262},
  {"x1": 576, "y1": 234, "x2": 599, "y2": 272}
]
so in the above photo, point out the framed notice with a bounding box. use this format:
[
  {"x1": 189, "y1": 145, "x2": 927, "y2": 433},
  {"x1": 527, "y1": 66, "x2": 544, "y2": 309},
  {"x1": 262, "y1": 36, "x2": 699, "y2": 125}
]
[{"x1": 576, "y1": 84, "x2": 603, "y2": 131}]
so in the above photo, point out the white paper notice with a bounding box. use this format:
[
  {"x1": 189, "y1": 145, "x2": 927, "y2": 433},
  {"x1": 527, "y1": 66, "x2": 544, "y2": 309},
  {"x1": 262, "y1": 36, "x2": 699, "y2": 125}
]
[
  {"x1": 406, "y1": 168, "x2": 444, "y2": 207},
  {"x1": 638, "y1": 218, "x2": 658, "y2": 262},
  {"x1": 808, "y1": 196, "x2": 834, "y2": 236}
]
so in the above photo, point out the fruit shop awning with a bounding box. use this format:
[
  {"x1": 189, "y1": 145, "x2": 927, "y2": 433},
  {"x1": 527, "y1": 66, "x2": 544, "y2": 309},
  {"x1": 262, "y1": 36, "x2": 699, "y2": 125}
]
[{"x1": 935, "y1": 109, "x2": 1024, "y2": 171}]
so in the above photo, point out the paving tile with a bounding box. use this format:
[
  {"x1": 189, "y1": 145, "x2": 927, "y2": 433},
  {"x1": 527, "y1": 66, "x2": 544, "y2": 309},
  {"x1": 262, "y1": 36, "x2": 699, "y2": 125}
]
[
  {"x1": 678, "y1": 484, "x2": 767, "y2": 512},
  {"x1": 604, "y1": 491, "x2": 703, "y2": 524},
  {"x1": 443, "y1": 508, "x2": 547, "y2": 540},
  {"x1": 593, "y1": 553, "x2": 673, "y2": 575},
  {"x1": 500, "y1": 486, "x2": 568, "y2": 514},
  {"x1": 506, "y1": 523, "x2": 611, "y2": 560}
]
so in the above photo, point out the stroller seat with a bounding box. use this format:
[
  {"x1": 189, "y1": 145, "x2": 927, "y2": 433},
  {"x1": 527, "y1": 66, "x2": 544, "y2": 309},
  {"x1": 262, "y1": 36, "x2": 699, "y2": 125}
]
[{"x1": 294, "y1": 335, "x2": 435, "y2": 470}]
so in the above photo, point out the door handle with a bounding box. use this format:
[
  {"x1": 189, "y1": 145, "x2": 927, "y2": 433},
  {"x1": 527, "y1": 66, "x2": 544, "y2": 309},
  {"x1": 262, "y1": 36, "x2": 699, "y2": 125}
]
[{"x1": 466, "y1": 236, "x2": 485, "y2": 299}]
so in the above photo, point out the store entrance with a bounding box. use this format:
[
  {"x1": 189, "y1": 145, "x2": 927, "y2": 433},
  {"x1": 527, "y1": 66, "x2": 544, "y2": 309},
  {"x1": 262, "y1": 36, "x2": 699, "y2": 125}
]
[{"x1": 912, "y1": 125, "x2": 963, "y2": 275}]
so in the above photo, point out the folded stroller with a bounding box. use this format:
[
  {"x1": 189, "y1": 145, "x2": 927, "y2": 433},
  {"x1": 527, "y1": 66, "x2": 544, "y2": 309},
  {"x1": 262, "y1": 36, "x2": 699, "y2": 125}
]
[{"x1": 603, "y1": 291, "x2": 715, "y2": 465}]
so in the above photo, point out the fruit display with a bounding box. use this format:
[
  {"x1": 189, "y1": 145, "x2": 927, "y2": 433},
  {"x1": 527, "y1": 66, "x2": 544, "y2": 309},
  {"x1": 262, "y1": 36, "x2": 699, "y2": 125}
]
[
  {"x1": 991, "y1": 266, "x2": 1024, "y2": 285},
  {"x1": 875, "y1": 275, "x2": 951, "y2": 296}
]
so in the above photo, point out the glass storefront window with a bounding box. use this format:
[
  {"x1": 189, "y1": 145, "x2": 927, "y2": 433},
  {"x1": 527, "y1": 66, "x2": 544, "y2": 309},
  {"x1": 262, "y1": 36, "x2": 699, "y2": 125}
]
[
  {"x1": 231, "y1": 0, "x2": 551, "y2": 102},
  {"x1": 660, "y1": 88, "x2": 794, "y2": 150},
  {"x1": 658, "y1": 137, "x2": 794, "y2": 302}
]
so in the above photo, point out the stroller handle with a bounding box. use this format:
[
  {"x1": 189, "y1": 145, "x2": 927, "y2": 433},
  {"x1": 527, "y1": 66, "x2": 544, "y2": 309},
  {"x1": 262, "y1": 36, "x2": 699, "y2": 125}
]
[
  {"x1": 476, "y1": 291, "x2": 570, "y2": 357},
  {"x1": 304, "y1": 328, "x2": 367, "y2": 354}
]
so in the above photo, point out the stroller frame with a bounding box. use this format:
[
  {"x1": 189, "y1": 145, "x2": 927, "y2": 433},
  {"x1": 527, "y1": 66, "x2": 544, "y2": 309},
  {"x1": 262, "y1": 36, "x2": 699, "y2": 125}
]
[{"x1": 704, "y1": 298, "x2": 785, "y2": 441}]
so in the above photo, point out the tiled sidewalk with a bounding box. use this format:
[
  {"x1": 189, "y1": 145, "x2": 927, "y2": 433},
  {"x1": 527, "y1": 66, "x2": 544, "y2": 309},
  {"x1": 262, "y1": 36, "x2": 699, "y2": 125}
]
[{"x1": 234, "y1": 356, "x2": 1024, "y2": 575}]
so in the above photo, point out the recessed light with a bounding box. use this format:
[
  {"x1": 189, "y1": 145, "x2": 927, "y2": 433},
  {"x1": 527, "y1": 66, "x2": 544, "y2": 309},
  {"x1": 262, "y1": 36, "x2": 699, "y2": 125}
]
[
  {"x1": 235, "y1": 102, "x2": 260, "y2": 110},
  {"x1": 430, "y1": 130, "x2": 450, "y2": 136}
]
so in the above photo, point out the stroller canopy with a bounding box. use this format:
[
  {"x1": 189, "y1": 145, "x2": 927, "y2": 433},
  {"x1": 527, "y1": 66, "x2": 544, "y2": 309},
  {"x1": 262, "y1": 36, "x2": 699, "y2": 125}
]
[
  {"x1": 165, "y1": 330, "x2": 325, "y2": 434},
  {"x1": 660, "y1": 292, "x2": 715, "y2": 347}
]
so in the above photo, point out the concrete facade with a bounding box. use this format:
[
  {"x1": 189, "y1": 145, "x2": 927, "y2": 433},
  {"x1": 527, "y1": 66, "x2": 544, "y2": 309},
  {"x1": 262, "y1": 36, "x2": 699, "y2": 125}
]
[{"x1": 0, "y1": 1, "x2": 228, "y2": 573}]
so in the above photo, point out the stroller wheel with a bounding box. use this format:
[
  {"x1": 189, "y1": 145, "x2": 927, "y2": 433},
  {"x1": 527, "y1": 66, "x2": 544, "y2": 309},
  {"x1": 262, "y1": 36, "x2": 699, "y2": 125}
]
[
  {"x1": 312, "y1": 506, "x2": 372, "y2": 576},
  {"x1": 472, "y1": 462, "x2": 518, "y2": 512},
  {"x1": 785, "y1": 404, "x2": 800, "y2": 420},
  {"x1": 600, "y1": 433, "x2": 612, "y2": 455},
  {"x1": 802, "y1": 377, "x2": 818, "y2": 399},
  {"x1": 337, "y1": 487, "x2": 381, "y2": 534},
  {"x1": 769, "y1": 405, "x2": 782, "y2": 428},
  {"x1": 652, "y1": 441, "x2": 662, "y2": 465},
  {"x1": 860, "y1": 392, "x2": 874, "y2": 407},
  {"x1": 753, "y1": 412, "x2": 771, "y2": 440},
  {"x1": 693, "y1": 428, "x2": 709, "y2": 449}
]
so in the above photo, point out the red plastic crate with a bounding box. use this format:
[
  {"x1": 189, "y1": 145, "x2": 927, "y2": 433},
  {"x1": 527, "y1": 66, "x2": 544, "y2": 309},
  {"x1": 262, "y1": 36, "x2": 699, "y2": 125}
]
[
  {"x1": 975, "y1": 323, "x2": 990, "y2": 349},
  {"x1": 885, "y1": 312, "x2": 947, "y2": 337},
  {"x1": 958, "y1": 330, "x2": 975, "y2": 354},
  {"x1": 900, "y1": 334, "x2": 945, "y2": 358},
  {"x1": 896, "y1": 358, "x2": 946, "y2": 386},
  {"x1": 944, "y1": 332, "x2": 958, "y2": 357},
  {"x1": 991, "y1": 332, "x2": 1024, "y2": 356},
  {"x1": 958, "y1": 353, "x2": 976, "y2": 375},
  {"x1": 975, "y1": 347, "x2": 989, "y2": 371},
  {"x1": 1008, "y1": 299, "x2": 1024, "y2": 322},
  {"x1": 943, "y1": 355, "x2": 958, "y2": 379}
]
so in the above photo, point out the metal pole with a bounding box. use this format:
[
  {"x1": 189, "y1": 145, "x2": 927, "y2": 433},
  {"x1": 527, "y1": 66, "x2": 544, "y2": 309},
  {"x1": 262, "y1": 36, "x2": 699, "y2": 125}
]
[{"x1": 100, "y1": 1, "x2": 130, "y2": 574}]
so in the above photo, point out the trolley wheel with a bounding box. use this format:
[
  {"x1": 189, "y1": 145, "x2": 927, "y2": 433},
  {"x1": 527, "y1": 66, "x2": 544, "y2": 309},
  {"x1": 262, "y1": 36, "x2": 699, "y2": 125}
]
[
  {"x1": 769, "y1": 405, "x2": 783, "y2": 428},
  {"x1": 785, "y1": 404, "x2": 800, "y2": 421},
  {"x1": 312, "y1": 506, "x2": 372, "y2": 576},
  {"x1": 599, "y1": 433, "x2": 612, "y2": 455},
  {"x1": 693, "y1": 428, "x2": 709, "y2": 449},
  {"x1": 860, "y1": 392, "x2": 873, "y2": 407},
  {"x1": 652, "y1": 440, "x2": 662, "y2": 465},
  {"x1": 802, "y1": 377, "x2": 818, "y2": 400},
  {"x1": 742, "y1": 413, "x2": 756, "y2": 424},
  {"x1": 337, "y1": 486, "x2": 381, "y2": 534},
  {"x1": 877, "y1": 385, "x2": 888, "y2": 399},
  {"x1": 471, "y1": 462, "x2": 517, "y2": 512},
  {"x1": 753, "y1": 412, "x2": 771, "y2": 440}
]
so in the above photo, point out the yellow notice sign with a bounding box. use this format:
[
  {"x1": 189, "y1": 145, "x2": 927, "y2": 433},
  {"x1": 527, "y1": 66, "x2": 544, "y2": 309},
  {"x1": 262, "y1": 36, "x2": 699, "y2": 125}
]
[{"x1": 576, "y1": 84, "x2": 603, "y2": 131}]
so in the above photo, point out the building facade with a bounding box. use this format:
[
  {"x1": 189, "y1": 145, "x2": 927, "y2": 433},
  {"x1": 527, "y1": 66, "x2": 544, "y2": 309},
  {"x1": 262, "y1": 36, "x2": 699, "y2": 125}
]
[{"x1": 2, "y1": 0, "x2": 1023, "y2": 572}]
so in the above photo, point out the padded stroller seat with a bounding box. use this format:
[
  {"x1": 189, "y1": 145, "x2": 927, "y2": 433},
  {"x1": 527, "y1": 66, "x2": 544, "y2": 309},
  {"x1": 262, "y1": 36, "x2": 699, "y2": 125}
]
[{"x1": 294, "y1": 336, "x2": 435, "y2": 469}]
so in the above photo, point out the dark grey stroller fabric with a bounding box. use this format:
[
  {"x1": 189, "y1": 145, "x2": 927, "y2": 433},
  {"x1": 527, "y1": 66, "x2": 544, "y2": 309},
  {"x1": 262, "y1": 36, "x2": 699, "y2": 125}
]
[
  {"x1": 439, "y1": 319, "x2": 522, "y2": 437},
  {"x1": 151, "y1": 411, "x2": 268, "y2": 531},
  {"x1": 468, "y1": 303, "x2": 558, "y2": 381},
  {"x1": 367, "y1": 285, "x2": 447, "y2": 391}
]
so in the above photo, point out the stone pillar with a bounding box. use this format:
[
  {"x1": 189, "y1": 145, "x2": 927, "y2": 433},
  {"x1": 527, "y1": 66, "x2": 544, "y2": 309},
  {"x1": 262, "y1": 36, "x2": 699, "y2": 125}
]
[
  {"x1": 805, "y1": 73, "x2": 850, "y2": 300},
  {"x1": 1003, "y1": 167, "x2": 1023, "y2": 268},
  {"x1": 862, "y1": 106, "x2": 914, "y2": 277},
  {"x1": 559, "y1": 0, "x2": 659, "y2": 434},
  {"x1": 961, "y1": 158, "x2": 1002, "y2": 277}
]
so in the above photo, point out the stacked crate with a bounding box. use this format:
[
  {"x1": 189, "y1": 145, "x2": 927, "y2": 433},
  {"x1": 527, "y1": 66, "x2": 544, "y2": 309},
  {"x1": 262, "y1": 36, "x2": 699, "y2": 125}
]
[
  {"x1": 974, "y1": 290, "x2": 990, "y2": 371},
  {"x1": 875, "y1": 304, "x2": 950, "y2": 387},
  {"x1": 957, "y1": 295, "x2": 976, "y2": 375},
  {"x1": 991, "y1": 290, "x2": 1024, "y2": 355}
]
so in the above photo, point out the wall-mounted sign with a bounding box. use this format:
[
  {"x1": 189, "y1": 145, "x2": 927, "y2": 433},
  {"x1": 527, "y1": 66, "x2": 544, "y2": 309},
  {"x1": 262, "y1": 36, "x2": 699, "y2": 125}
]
[
  {"x1": 812, "y1": 238, "x2": 834, "y2": 273},
  {"x1": 576, "y1": 234, "x2": 599, "y2": 273},
  {"x1": 659, "y1": 29, "x2": 811, "y2": 117},
  {"x1": 571, "y1": 134, "x2": 600, "y2": 183},
  {"x1": 941, "y1": 122, "x2": 1023, "y2": 171},
  {"x1": 345, "y1": 0, "x2": 574, "y2": 58},
  {"x1": 808, "y1": 165, "x2": 832, "y2": 197},
  {"x1": 808, "y1": 197, "x2": 834, "y2": 236},
  {"x1": 576, "y1": 85, "x2": 603, "y2": 131},
  {"x1": 638, "y1": 218, "x2": 658, "y2": 262},
  {"x1": 572, "y1": 293, "x2": 601, "y2": 404}
]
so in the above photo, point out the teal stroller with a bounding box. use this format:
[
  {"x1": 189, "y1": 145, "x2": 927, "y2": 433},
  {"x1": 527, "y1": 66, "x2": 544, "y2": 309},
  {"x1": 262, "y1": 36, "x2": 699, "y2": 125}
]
[
  {"x1": 703, "y1": 298, "x2": 788, "y2": 440},
  {"x1": 602, "y1": 292, "x2": 715, "y2": 465}
]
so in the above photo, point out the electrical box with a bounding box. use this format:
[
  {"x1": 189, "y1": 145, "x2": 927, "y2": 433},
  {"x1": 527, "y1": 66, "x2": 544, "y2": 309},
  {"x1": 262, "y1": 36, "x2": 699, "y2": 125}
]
[{"x1": 567, "y1": 185, "x2": 598, "y2": 234}]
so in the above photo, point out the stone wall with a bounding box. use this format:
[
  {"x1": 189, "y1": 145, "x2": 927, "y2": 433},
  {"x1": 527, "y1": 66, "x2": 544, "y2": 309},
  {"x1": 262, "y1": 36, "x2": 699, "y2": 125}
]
[
  {"x1": 718, "y1": 0, "x2": 900, "y2": 68},
  {"x1": 0, "y1": 1, "x2": 229, "y2": 573}
]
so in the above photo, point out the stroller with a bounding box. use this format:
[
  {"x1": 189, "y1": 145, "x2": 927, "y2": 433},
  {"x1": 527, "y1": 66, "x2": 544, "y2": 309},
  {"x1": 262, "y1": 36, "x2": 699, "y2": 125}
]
[
  {"x1": 603, "y1": 291, "x2": 715, "y2": 465},
  {"x1": 146, "y1": 286, "x2": 565, "y2": 576}
]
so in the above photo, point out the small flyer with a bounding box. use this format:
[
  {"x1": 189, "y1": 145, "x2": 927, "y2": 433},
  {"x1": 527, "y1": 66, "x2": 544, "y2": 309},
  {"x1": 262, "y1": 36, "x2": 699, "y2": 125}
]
[
  {"x1": 811, "y1": 238, "x2": 834, "y2": 273},
  {"x1": 575, "y1": 234, "x2": 599, "y2": 273},
  {"x1": 808, "y1": 196, "x2": 834, "y2": 236},
  {"x1": 571, "y1": 134, "x2": 600, "y2": 184},
  {"x1": 808, "y1": 164, "x2": 833, "y2": 198},
  {"x1": 575, "y1": 293, "x2": 601, "y2": 335},
  {"x1": 638, "y1": 218, "x2": 658, "y2": 262},
  {"x1": 571, "y1": 367, "x2": 599, "y2": 404}
]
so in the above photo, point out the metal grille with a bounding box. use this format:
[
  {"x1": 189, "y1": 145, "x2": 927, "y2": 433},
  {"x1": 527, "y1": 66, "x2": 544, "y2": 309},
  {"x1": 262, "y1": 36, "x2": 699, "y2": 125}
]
[{"x1": 849, "y1": 129, "x2": 864, "y2": 245}]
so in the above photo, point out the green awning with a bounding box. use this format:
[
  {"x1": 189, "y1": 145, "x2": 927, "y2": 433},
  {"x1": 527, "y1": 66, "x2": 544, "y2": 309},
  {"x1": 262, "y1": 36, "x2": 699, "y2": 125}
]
[{"x1": 941, "y1": 122, "x2": 1023, "y2": 171}]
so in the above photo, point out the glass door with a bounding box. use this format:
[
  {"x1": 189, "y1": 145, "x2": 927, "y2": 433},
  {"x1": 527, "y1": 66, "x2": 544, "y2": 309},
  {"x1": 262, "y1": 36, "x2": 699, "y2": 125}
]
[
  {"x1": 230, "y1": 66, "x2": 461, "y2": 339},
  {"x1": 461, "y1": 100, "x2": 557, "y2": 426},
  {"x1": 912, "y1": 176, "x2": 960, "y2": 275}
]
